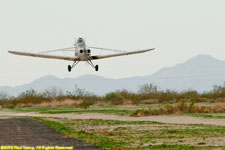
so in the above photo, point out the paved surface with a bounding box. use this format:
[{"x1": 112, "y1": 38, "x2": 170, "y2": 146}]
[{"x1": 0, "y1": 118, "x2": 101, "y2": 150}]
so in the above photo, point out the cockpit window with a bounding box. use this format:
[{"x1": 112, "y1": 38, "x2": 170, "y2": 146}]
[
  {"x1": 77, "y1": 43, "x2": 84, "y2": 48},
  {"x1": 77, "y1": 38, "x2": 84, "y2": 48}
]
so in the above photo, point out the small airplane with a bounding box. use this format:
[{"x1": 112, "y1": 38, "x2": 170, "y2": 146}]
[{"x1": 8, "y1": 37, "x2": 155, "y2": 72}]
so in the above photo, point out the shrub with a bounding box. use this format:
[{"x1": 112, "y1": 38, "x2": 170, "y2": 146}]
[
  {"x1": 138, "y1": 83, "x2": 158, "y2": 94},
  {"x1": 131, "y1": 94, "x2": 142, "y2": 105},
  {"x1": 131, "y1": 101, "x2": 225, "y2": 117},
  {"x1": 73, "y1": 85, "x2": 94, "y2": 97},
  {"x1": 105, "y1": 92, "x2": 124, "y2": 105},
  {"x1": 77, "y1": 99, "x2": 94, "y2": 109},
  {"x1": 0, "y1": 92, "x2": 10, "y2": 101},
  {"x1": 211, "y1": 103, "x2": 225, "y2": 113},
  {"x1": 41, "y1": 87, "x2": 64, "y2": 99},
  {"x1": 111, "y1": 98, "x2": 124, "y2": 105},
  {"x1": 2, "y1": 104, "x2": 15, "y2": 109},
  {"x1": 131, "y1": 109, "x2": 163, "y2": 117},
  {"x1": 159, "y1": 90, "x2": 176, "y2": 103}
]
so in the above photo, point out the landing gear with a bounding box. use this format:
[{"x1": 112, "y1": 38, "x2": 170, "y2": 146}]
[
  {"x1": 68, "y1": 65, "x2": 72, "y2": 72},
  {"x1": 87, "y1": 60, "x2": 99, "y2": 71},
  {"x1": 67, "y1": 60, "x2": 99, "y2": 72},
  {"x1": 68, "y1": 61, "x2": 79, "y2": 72},
  {"x1": 95, "y1": 65, "x2": 99, "y2": 71}
]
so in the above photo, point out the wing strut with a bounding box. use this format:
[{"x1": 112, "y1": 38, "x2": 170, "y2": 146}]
[{"x1": 88, "y1": 46, "x2": 127, "y2": 53}]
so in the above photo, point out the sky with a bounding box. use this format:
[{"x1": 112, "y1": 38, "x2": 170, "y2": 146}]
[{"x1": 0, "y1": 0, "x2": 225, "y2": 87}]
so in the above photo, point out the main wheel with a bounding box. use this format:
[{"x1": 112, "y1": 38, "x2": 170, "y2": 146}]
[
  {"x1": 68, "y1": 65, "x2": 72, "y2": 72},
  {"x1": 95, "y1": 65, "x2": 99, "y2": 71}
]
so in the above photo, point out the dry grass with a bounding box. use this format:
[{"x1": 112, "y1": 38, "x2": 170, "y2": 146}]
[
  {"x1": 211, "y1": 103, "x2": 225, "y2": 113},
  {"x1": 36, "y1": 99, "x2": 83, "y2": 107},
  {"x1": 20, "y1": 99, "x2": 83, "y2": 107},
  {"x1": 131, "y1": 102, "x2": 225, "y2": 117}
]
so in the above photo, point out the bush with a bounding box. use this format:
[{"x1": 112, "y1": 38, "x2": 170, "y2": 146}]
[
  {"x1": 3, "y1": 83, "x2": 225, "y2": 108},
  {"x1": 73, "y1": 85, "x2": 94, "y2": 97},
  {"x1": 2, "y1": 104, "x2": 15, "y2": 109},
  {"x1": 131, "y1": 94, "x2": 142, "y2": 105},
  {"x1": 138, "y1": 83, "x2": 158, "y2": 94},
  {"x1": 0, "y1": 92, "x2": 10, "y2": 101},
  {"x1": 159, "y1": 90, "x2": 176, "y2": 103},
  {"x1": 77, "y1": 99, "x2": 94, "y2": 109},
  {"x1": 177, "y1": 90, "x2": 200, "y2": 102},
  {"x1": 105, "y1": 92, "x2": 124, "y2": 105},
  {"x1": 131, "y1": 101, "x2": 225, "y2": 117},
  {"x1": 41, "y1": 87, "x2": 64, "y2": 99},
  {"x1": 111, "y1": 98, "x2": 124, "y2": 105},
  {"x1": 118, "y1": 90, "x2": 133, "y2": 100}
]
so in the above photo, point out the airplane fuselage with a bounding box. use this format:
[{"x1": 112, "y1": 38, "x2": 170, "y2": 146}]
[{"x1": 75, "y1": 38, "x2": 91, "y2": 61}]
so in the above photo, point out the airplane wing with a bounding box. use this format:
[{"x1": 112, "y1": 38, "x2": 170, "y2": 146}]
[
  {"x1": 8, "y1": 51, "x2": 78, "y2": 61},
  {"x1": 90, "y1": 48, "x2": 155, "y2": 60}
]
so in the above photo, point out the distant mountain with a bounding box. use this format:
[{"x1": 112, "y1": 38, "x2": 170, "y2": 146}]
[
  {"x1": 149, "y1": 55, "x2": 225, "y2": 91},
  {"x1": 1, "y1": 54, "x2": 225, "y2": 96}
]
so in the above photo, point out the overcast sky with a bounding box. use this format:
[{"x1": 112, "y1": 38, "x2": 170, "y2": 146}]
[{"x1": 0, "y1": 0, "x2": 225, "y2": 87}]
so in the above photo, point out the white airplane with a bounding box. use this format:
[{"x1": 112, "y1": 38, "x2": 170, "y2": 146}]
[{"x1": 8, "y1": 37, "x2": 155, "y2": 72}]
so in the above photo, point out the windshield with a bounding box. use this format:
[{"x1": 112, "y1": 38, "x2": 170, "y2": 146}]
[{"x1": 77, "y1": 43, "x2": 84, "y2": 49}]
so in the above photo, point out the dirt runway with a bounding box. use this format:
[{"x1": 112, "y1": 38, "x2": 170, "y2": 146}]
[
  {"x1": 1, "y1": 110, "x2": 225, "y2": 126},
  {"x1": 0, "y1": 118, "x2": 100, "y2": 150}
]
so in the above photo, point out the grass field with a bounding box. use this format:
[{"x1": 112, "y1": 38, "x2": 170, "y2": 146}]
[
  {"x1": 1, "y1": 103, "x2": 225, "y2": 149},
  {"x1": 34, "y1": 117, "x2": 225, "y2": 150},
  {"x1": 186, "y1": 113, "x2": 225, "y2": 119},
  {"x1": 10, "y1": 103, "x2": 216, "y2": 115},
  {"x1": 10, "y1": 104, "x2": 164, "y2": 115}
]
